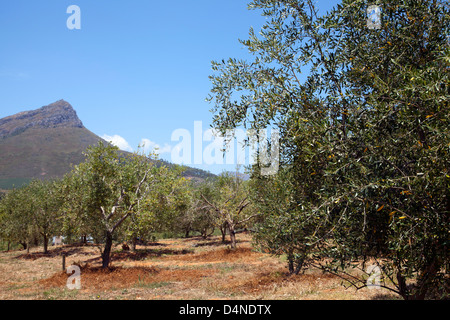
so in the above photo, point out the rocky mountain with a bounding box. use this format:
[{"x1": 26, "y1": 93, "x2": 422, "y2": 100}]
[
  {"x1": 0, "y1": 100, "x2": 103, "y2": 189},
  {"x1": 0, "y1": 100, "x2": 215, "y2": 190},
  {"x1": 0, "y1": 100, "x2": 84, "y2": 139}
]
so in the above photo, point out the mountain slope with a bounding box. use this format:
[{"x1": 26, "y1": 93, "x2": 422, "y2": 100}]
[
  {"x1": 0, "y1": 100, "x2": 215, "y2": 189},
  {"x1": 0, "y1": 100, "x2": 103, "y2": 189}
]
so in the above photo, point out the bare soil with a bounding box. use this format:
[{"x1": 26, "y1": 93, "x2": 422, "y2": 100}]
[{"x1": 0, "y1": 233, "x2": 399, "y2": 300}]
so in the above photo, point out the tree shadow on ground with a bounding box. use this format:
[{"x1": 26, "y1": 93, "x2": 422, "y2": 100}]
[
  {"x1": 370, "y1": 293, "x2": 402, "y2": 300},
  {"x1": 111, "y1": 248, "x2": 194, "y2": 262},
  {"x1": 14, "y1": 246, "x2": 97, "y2": 260},
  {"x1": 191, "y1": 240, "x2": 231, "y2": 247},
  {"x1": 143, "y1": 242, "x2": 168, "y2": 247},
  {"x1": 190, "y1": 238, "x2": 250, "y2": 248}
]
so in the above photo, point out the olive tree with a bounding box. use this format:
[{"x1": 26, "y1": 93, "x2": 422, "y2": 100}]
[
  {"x1": 0, "y1": 187, "x2": 34, "y2": 251},
  {"x1": 170, "y1": 180, "x2": 217, "y2": 239},
  {"x1": 0, "y1": 179, "x2": 63, "y2": 253},
  {"x1": 201, "y1": 172, "x2": 258, "y2": 249},
  {"x1": 26, "y1": 179, "x2": 64, "y2": 254},
  {"x1": 67, "y1": 142, "x2": 171, "y2": 268},
  {"x1": 122, "y1": 164, "x2": 189, "y2": 250},
  {"x1": 208, "y1": 0, "x2": 449, "y2": 299}
]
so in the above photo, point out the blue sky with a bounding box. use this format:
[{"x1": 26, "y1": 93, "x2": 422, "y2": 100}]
[{"x1": 0, "y1": 0, "x2": 339, "y2": 175}]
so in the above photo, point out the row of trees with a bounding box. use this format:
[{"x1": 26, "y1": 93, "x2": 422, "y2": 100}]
[
  {"x1": 0, "y1": 0, "x2": 447, "y2": 301},
  {"x1": 0, "y1": 142, "x2": 257, "y2": 268},
  {"x1": 208, "y1": 0, "x2": 449, "y2": 299}
]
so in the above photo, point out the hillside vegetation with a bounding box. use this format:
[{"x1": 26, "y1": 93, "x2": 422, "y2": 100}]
[{"x1": 0, "y1": 100, "x2": 214, "y2": 189}]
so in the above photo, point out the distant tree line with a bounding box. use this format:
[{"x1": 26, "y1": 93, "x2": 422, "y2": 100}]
[{"x1": 0, "y1": 142, "x2": 257, "y2": 268}]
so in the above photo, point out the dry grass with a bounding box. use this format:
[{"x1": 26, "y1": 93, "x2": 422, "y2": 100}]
[{"x1": 0, "y1": 233, "x2": 399, "y2": 300}]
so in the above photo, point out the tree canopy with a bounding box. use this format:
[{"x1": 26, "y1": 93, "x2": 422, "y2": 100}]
[{"x1": 208, "y1": 0, "x2": 449, "y2": 299}]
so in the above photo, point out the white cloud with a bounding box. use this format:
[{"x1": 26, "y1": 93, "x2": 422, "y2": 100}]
[
  {"x1": 100, "y1": 135, "x2": 172, "y2": 156},
  {"x1": 159, "y1": 144, "x2": 172, "y2": 154},
  {"x1": 140, "y1": 138, "x2": 172, "y2": 156},
  {"x1": 139, "y1": 138, "x2": 157, "y2": 153},
  {"x1": 101, "y1": 134, "x2": 133, "y2": 152}
]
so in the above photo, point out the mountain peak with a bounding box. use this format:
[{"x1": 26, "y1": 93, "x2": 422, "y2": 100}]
[{"x1": 0, "y1": 100, "x2": 84, "y2": 139}]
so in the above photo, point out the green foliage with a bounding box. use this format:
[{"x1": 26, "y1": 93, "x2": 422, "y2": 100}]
[
  {"x1": 25, "y1": 179, "x2": 64, "y2": 253},
  {"x1": 64, "y1": 142, "x2": 182, "y2": 267},
  {"x1": 170, "y1": 179, "x2": 217, "y2": 239},
  {"x1": 250, "y1": 166, "x2": 326, "y2": 274},
  {"x1": 201, "y1": 171, "x2": 257, "y2": 248},
  {"x1": 208, "y1": 0, "x2": 449, "y2": 299},
  {"x1": 0, "y1": 186, "x2": 33, "y2": 249},
  {"x1": 121, "y1": 163, "x2": 190, "y2": 247},
  {"x1": 0, "y1": 179, "x2": 63, "y2": 253},
  {"x1": 0, "y1": 140, "x2": 211, "y2": 265}
]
